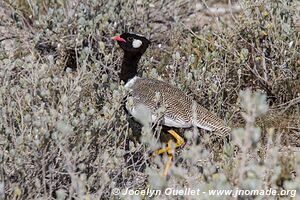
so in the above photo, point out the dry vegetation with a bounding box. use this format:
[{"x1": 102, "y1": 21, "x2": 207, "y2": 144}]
[{"x1": 0, "y1": 0, "x2": 299, "y2": 199}]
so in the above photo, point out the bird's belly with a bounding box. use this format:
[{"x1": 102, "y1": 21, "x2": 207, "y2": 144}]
[{"x1": 127, "y1": 103, "x2": 191, "y2": 128}]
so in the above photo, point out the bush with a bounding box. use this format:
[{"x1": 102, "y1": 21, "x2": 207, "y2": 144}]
[{"x1": 0, "y1": 0, "x2": 299, "y2": 199}]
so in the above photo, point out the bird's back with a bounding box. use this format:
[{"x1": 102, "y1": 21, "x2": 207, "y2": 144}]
[{"x1": 127, "y1": 77, "x2": 230, "y2": 136}]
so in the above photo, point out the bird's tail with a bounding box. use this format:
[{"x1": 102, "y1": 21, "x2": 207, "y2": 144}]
[{"x1": 193, "y1": 102, "x2": 231, "y2": 136}]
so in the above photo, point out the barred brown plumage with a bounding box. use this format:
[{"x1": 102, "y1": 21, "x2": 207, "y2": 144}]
[{"x1": 126, "y1": 77, "x2": 231, "y2": 136}]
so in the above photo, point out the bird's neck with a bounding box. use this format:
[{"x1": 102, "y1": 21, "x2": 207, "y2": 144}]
[{"x1": 120, "y1": 52, "x2": 141, "y2": 83}]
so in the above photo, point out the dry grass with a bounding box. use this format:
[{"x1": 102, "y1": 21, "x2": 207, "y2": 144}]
[{"x1": 0, "y1": 0, "x2": 299, "y2": 199}]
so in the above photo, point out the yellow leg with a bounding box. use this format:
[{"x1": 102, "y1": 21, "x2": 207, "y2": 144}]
[
  {"x1": 168, "y1": 129, "x2": 185, "y2": 148},
  {"x1": 163, "y1": 154, "x2": 173, "y2": 176},
  {"x1": 152, "y1": 129, "x2": 185, "y2": 176},
  {"x1": 153, "y1": 129, "x2": 185, "y2": 156}
]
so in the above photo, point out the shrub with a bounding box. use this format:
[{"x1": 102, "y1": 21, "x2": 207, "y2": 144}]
[{"x1": 0, "y1": 0, "x2": 299, "y2": 199}]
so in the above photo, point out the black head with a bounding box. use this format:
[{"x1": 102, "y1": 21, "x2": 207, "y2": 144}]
[{"x1": 112, "y1": 33, "x2": 151, "y2": 56}]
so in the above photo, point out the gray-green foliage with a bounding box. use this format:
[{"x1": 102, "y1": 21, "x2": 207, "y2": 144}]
[{"x1": 0, "y1": 0, "x2": 299, "y2": 199}]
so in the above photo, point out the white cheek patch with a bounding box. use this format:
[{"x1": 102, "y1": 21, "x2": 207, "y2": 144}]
[{"x1": 132, "y1": 39, "x2": 142, "y2": 48}]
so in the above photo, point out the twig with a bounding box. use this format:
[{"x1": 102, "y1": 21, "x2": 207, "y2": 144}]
[{"x1": 0, "y1": 36, "x2": 17, "y2": 42}]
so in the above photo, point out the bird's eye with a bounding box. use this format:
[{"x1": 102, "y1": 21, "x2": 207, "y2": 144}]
[{"x1": 127, "y1": 37, "x2": 133, "y2": 42}]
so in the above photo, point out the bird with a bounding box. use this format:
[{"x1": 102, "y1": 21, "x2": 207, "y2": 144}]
[{"x1": 112, "y1": 33, "x2": 231, "y2": 176}]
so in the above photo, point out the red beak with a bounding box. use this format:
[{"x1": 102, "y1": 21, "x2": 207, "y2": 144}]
[{"x1": 112, "y1": 36, "x2": 126, "y2": 43}]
